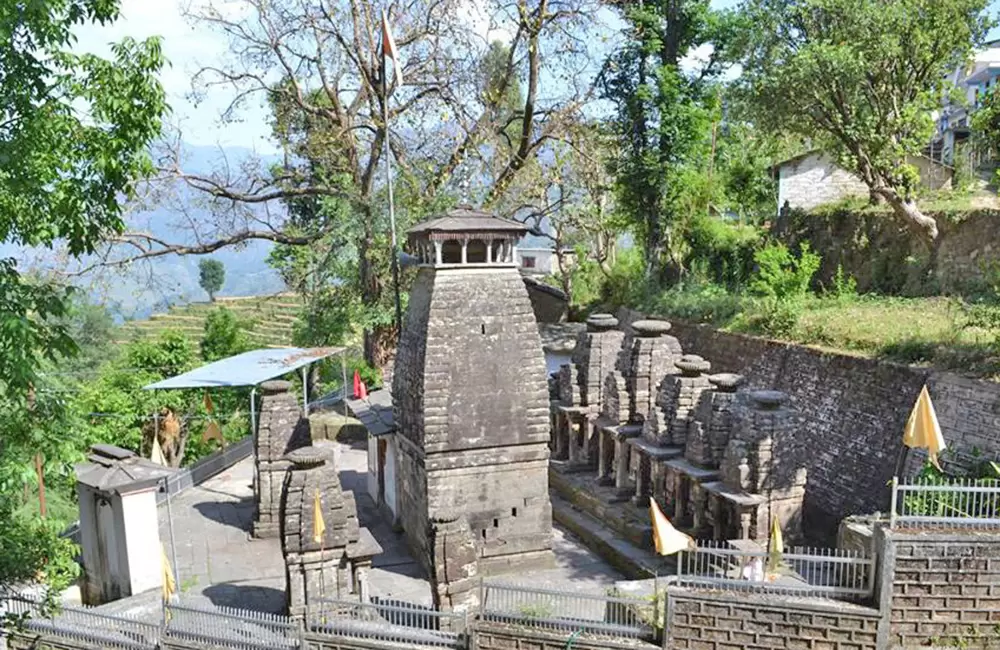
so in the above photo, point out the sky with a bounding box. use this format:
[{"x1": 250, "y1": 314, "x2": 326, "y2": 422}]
[{"x1": 75, "y1": 0, "x2": 1000, "y2": 156}]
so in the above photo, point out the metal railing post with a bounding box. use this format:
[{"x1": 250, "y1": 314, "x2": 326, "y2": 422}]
[{"x1": 889, "y1": 476, "x2": 899, "y2": 530}]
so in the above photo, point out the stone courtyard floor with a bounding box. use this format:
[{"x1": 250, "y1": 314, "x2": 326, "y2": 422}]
[{"x1": 142, "y1": 438, "x2": 626, "y2": 615}]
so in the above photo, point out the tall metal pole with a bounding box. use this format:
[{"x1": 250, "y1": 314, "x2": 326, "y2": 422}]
[{"x1": 383, "y1": 28, "x2": 403, "y2": 340}]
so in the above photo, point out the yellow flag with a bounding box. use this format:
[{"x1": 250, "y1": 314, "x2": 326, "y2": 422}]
[
  {"x1": 312, "y1": 489, "x2": 326, "y2": 544},
  {"x1": 768, "y1": 515, "x2": 784, "y2": 572},
  {"x1": 161, "y1": 544, "x2": 176, "y2": 602},
  {"x1": 903, "y1": 385, "x2": 947, "y2": 471},
  {"x1": 201, "y1": 421, "x2": 225, "y2": 447},
  {"x1": 150, "y1": 436, "x2": 167, "y2": 466},
  {"x1": 649, "y1": 498, "x2": 695, "y2": 556}
]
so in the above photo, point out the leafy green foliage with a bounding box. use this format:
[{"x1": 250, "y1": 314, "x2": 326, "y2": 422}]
[
  {"x1": 686, "y1": 215, "x2": 761, "y2": 290},
  {"x1": 734, "y1": 0, "x2": 992, "y2": 239},
  {"x1": 0, "y1": 0, "x2": 165, "y2": 607},
  {"x1": 601, "y1": 0, "x2": 734, "y2": 281},
  {"x1": 749, "y1": 242, "x2": 821, "y2": 302},
  {"x1": 198, "y1": 259, "x2": 226, "y2": 302},
  {"x1": 200, "y1": 308, "x2": 252, "y2": 362}
]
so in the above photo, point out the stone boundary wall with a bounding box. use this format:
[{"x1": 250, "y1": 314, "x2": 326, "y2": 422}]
[
  {"x1": 664, "y1": 588, "x2": 881, "y2": 650},
  {"x1": 875, "y1": 528, "x2": 1000, "y2": 649},
  {"x1": 472, "y1": 622, "x2": 659, "y2": 650}
]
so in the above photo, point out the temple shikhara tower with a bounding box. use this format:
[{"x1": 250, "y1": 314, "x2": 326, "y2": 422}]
[{"x1": 393, "y1": 206, "x2": 554, "y2": 602}]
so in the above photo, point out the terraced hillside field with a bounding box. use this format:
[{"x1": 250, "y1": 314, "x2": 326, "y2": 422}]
[{"x1": 116, "y1": 294, "x2": 302, "y2": 348}]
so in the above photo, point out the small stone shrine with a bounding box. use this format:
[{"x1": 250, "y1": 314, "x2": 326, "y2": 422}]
[
  {"x1": 551, "y1": 313, "x2": 624, "y2": 466},
  {"x1": 254, "y1": 380, "x2": 311, "y2": 539},
  {"x1": 550, "y1": 313, "x2": 810, "y2": 552},
  {"x1": 281, "y1": 446, "x2": 381, "y2": 619},
  {"x1": 624, "y1": 321, "x2": 687, "y2": 508},
  {"x1": 393, "y1": 205, "x2": 554, "y2": 589},
  {"x1": 703, "y1": 390, "x2": 808, "y2": 542}
]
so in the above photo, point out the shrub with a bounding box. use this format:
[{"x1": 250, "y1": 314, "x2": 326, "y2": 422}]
[
  {"x1": 685, "y1": 214, "x2": 761, "y2": 290},
  {"x1": 201, "y1": 307, "x2": 253, "y2": 362},
  {"x1": 645, "y1": 281, "x2": 743, "y2": 325},
  {"x1": 749, "y1": 242, "x2": 821, "y2": 301}
]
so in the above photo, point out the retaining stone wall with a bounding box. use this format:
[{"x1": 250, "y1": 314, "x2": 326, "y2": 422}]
[
  {"x1": 881, "y1": 529, "x2": 1000, "y2": 649},
  {"x1": 472, "y1": 622, "x2": 659, "y2": 650},
  {"x1": 664, "y1": 589, "x2": 881, "y2": 650}
]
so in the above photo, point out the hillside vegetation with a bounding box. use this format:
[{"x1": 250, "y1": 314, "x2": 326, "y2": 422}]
[{"x1": 115, "y1": 294, "x2": 302, "y2": 348}]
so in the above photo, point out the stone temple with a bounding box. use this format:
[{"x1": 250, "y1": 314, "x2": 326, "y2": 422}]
[{"x1": 392, "y1": 205, "x2": 555, "y2": 591}]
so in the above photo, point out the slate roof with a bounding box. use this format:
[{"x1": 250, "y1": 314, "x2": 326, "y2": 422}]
[{"x1": 407, "y1": 205, "x2": 526, "y2": 235}]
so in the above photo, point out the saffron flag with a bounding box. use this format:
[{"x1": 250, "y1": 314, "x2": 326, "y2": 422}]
[
  {"x1": 767, "y1": 515, "x2": 784, "y2": 572},
  {"x1": 150, "y1": 435, "x2": 167, "y2": 466},
  {"x1": 312, "y1": 488, "x2": 326, "y2": 544},
  {"x1": 359, "y1": 381, "x2": 368, "y2": 400},
  {"x1": 903, "y1": 385, "x2": 947, "y2": 471},
  {"x1": 201, "y1": 421, "x2": 225, "y2": 447},
  {"x1": 353, "y1": 370, "x2": 361, "y2": 399},
  {"x1": 649, "y1": 498, "x2": 695, "y2": 556},
  {"x1": 381, "y1": 8, "x2": 403, "y2": 87},
  {"x1": 161, "y1": 544, "x2": 176, "y2": 602},
  {"x1": 204, "y1": 391, "x2": 215, "y2": 414}
]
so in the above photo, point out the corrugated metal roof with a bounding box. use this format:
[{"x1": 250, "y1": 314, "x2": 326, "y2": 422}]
[{"x1": 143, "y1": 347, "x2": 345, "y2": 390}]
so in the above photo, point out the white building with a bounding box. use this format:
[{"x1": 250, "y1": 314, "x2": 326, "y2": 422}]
[{"x1": 934, "y1": 40, "x2": 1000, "y2": 165}]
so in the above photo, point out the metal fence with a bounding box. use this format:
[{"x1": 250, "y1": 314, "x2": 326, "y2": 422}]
[
  {"x1": 3, "y1": 596, "x2": 160, "y2": 650},
  {"x1": 890, "y1": 477, "x2": 1000, "y2": 529},
  {"x1": 310, "y1": 597, "x2": 465, "y2": 648},
  {"x1": 675, "y1": 540, "x2": 875, "y2": 602},
  {"x1": 479, "y1": 581, "x2": 658, "y2": 641},
  {"x1": 164, "y1": 602, "x2": 298, "y2": 650}
]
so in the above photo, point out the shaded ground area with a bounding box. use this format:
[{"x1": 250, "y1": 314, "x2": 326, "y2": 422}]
[{"x1": 128, "y1": 438, "x2": 625, "y2": 616}]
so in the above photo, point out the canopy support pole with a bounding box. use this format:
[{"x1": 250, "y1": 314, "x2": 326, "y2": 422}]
[
  {"x1": 250, "y1": 388, "x2": 258, "y2": 438},
  {"x1": 301, "y1": 366, "x2": 309, "y2": 415}
]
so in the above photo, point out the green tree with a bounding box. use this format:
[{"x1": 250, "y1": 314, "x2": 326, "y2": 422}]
[
  {"x1": 198, "y1": 259, "x2": 226, "y2": 302},
  {"x1": 601, "y1": 0, "x2": 734, "y2": 282},
  {"x1": 735, "y1": 0, "x2": 992, "y2": 242},
  {"x1": 201, "y1": 308, "x2": 252, "y2": 362},
  {"x1": 0, "y1": 0, "x2": 165, "y2": 607}
]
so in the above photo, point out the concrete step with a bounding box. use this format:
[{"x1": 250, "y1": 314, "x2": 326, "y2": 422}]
[{"x1": 550, "y1": 492, "x2": 674, "y2": 581}]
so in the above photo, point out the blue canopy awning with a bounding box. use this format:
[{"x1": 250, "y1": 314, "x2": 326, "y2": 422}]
[{"x1": 143, "y1": 347, "x2": 345, "y2": 390}]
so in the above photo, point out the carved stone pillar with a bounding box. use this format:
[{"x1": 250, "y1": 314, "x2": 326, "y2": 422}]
[
  {"x1": 429, "y1": 514, "x2": 480, "y2": 627},
  {"x1": 255, "y1": 380, "x2": 310, "y2": 539},
  {"x1": 627, "y1": 320, "x2": 683, "y2": 434}
]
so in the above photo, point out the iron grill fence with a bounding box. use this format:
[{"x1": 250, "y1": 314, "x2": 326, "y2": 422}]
[
  {"x1": 675, "y1": 540, "x2": 875, "y2": 602},
  {"x1": 478, "y1": 581, "x2": 658, "y2": 641},
  {"x1": 890, "y1": 477, "x2": 1000, "y2": 529},
  {"x1": 310, "y1": 597, "x2": 465, "y2": 648},
  {"x1": 164, "y1": 602, "x2": 298, "y2": 650},
  {"x1": 3, "y1": 596, "x2": 159, "y2": 650}
]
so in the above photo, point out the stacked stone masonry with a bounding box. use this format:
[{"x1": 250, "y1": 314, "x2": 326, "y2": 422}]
[
  {"x1": 666, "y1": 590, "x2": 880, "y2": 650},
  {"x1": 394, "y1": 264, "x2": 554, "y2": 581},
  {"x1": 885, "y1": 531, "x2": 1000, "y2": 648},
  {"x1": 254, "y1": 380, "x2": 311, "y2": 539}
]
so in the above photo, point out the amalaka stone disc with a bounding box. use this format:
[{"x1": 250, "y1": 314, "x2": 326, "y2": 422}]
[
  {"x1": 632, "y1": 319, "x2": 672, "y2": 337},
  {"x1": 750, "y1": 389, "x2": 787, "y2": 409},
  {"x1": 676, "y1": 354, "x2": 710, "y2": 375},
  {"x1": 709, "y1": 373, "x2": 745, "y2": 392},
  {"x1": 260, "y1": 380, "x2": 293, "y2": 395},
  {"x1": 284, "y1": 445, "x2": 328, "y2": 468}
]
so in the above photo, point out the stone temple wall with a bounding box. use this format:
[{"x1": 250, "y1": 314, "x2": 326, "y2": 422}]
[{"x1": 395, "y1": 267, "x2": 552, "y2": 576}]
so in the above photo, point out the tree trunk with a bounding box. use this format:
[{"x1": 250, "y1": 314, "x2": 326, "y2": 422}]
[{"x1": 874, "y1": 187, "x2": 939, "y2": 241}]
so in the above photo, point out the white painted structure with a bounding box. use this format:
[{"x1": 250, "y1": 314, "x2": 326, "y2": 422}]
[
  {"x1": 775, "y1": 151, "x2": 953, "y2": 214},
  {"x1": 75, "y1": 445, "x2": 174, "y2": 605}
]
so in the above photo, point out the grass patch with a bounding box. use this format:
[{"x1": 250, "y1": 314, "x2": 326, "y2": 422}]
[{"x1": 646, "y1": 288, "x2": 1000, "y2": 380}]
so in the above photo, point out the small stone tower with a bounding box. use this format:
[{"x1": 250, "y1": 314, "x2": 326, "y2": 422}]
[{"x1": 393, "y1": 205, "x2": 554, "y2": 579}]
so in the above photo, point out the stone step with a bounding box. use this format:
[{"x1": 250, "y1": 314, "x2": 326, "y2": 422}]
[
  {"x1": 550, "y1": 492, "x2": 672, "y2": 581},
  {"x1": 549, "y1": 468, "x2": 652, "y2": 548}
]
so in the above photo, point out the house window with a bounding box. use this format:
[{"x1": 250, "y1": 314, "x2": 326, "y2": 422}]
[{"x1": 522, "y1": 256, "x2": 536, "y2": 269}]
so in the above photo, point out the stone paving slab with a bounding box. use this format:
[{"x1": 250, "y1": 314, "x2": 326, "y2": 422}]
[{"x1": 156, "y1": 438, "x2": 625, "y2": 615}]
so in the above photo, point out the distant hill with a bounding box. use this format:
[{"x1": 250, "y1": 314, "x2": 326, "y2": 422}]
[{"x1": 115, "y1": 294, "x2": 302, "y2": 348}]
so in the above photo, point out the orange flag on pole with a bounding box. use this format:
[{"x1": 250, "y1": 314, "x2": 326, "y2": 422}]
[
  {"x1": 649, "y1": 498, "x2": 695, "y2": 556},
  {"x1": 381, "y1": 8, "x2": 403, "y2": 87}
]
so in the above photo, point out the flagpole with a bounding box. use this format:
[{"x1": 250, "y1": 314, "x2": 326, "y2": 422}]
[{"x1": 382, "y1": 26, "x2": 403, "y2": 340}]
